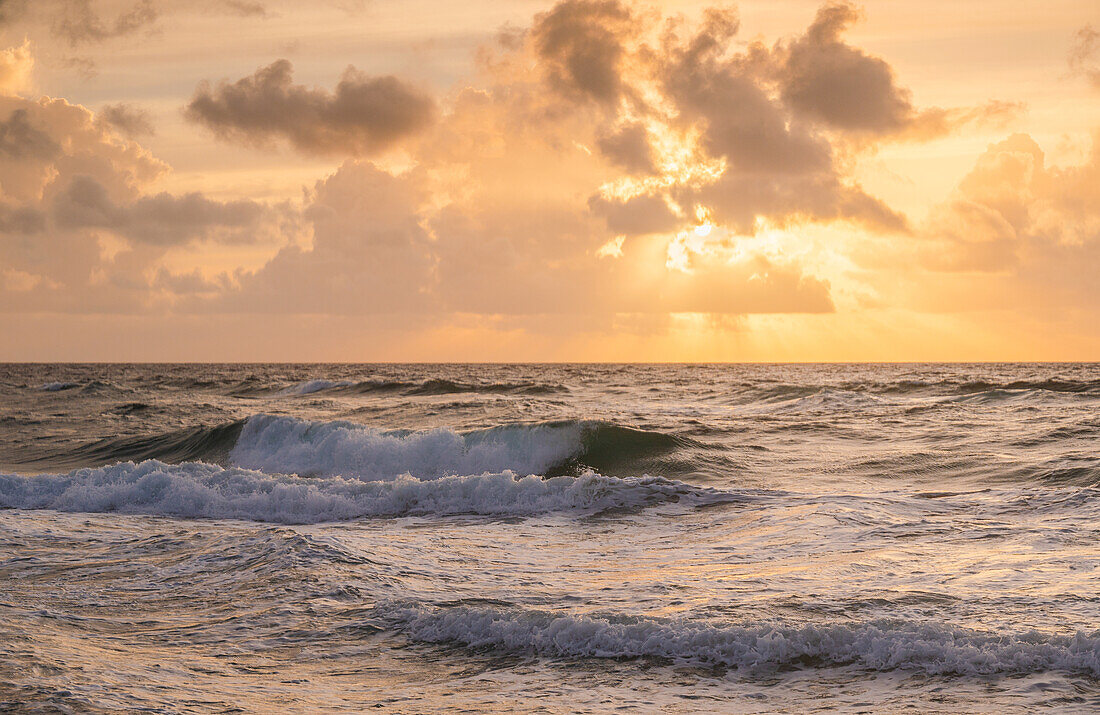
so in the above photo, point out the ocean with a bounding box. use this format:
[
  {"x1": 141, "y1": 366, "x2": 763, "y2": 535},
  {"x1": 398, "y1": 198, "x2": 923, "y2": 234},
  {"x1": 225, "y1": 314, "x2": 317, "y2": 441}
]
[{"x1": 1, "y1": 363, "x2": 1098, "y2": 713}]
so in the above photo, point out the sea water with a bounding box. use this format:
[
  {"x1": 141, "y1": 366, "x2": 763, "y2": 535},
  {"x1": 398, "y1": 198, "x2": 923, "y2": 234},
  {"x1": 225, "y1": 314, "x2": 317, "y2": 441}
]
[{"x1": 1, "y1": 363, "x2": 1098, "y2": 712}]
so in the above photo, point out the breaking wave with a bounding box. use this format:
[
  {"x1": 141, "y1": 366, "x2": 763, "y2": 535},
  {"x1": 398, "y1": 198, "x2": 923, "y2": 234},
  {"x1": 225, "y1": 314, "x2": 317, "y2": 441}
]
[
  {"x1": 0, "y1": 460, "x2": 736, "y2": 522},
  {"x1": 280, "y1": 379, "x2": 356, "y2": 395},
  {"x1": 379, "y1": 603, "x2": 1100, "y2": 678},
  {"x1": 12, "y1": 414, "x2": 690, "y2": 479},
  {"x1": 229, "y1": 415, "x2": 687, "y2": 480}
]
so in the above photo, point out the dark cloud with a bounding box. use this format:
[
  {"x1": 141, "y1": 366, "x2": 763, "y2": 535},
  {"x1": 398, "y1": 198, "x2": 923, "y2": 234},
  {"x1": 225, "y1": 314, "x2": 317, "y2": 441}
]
[
  {"x1": 655, "y1": 6, "x2": 906, "y2": 233},
  {"x1": 681, "y1": 171, "x2": 907, "y2": 234},
  {"x1": 51, "y1": 175, "x2": 121, "y2": 229},
  {"x1": 126, "y1": 192, "x2": 267, "y2": 246},
  {"x1": 0, "y1": 201, "x2": 45, "y2": 234},
  {"x1": 53, "y1": 175, "x2": 270, "y2": 246},
  {"x1": 59, "y1": 56, "x2": 98, "y2": 80},
  {"x1": 223, "y1": 0, "x2": 266, "y2": 17},
  {"x1": 186, "y1": 59, "x2": 436, "y2": 155},
  {"x1": 52, "y1": 0, "x2": 158, "y2": 46},
  {"x1": 659, "y1": 9, "x2": 824, "y2": 175},
  {"x1": 97, "y1": 103, "x2": 154, "y2": 137},
  {"x1": 0, "y1": 109, "x2": 60, "y2": 160},
  {"x1": 0, "y1": 0, "x2": 28, "y2": 25},
  {"x1": 588, "y1": 193, "x2": 681, "y2": 235},
  {"x1": 779, "y1": 2, "x2": 915, "y2": 134},
  {"x1": 1070, "y1": 26, "x2": 1100, "y2": 90},
  {"x1": 776, "y1": 2, "x2": 1020, "y2": 139},
  {"x1": 530, "y1": 0, "x2": 636, "y2": 105},
  {"x1": 667, "y1": 61, "x2": 831, "y2": 174},
  {"x1": 596, "y1": 122, "x2": 655, "y2": 173}
]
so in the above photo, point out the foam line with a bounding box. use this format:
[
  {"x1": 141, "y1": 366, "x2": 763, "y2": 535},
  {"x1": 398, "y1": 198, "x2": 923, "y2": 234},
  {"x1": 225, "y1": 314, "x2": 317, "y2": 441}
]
[{"x1": 0, "y1": 460, "x2": 735, "y2": 523}]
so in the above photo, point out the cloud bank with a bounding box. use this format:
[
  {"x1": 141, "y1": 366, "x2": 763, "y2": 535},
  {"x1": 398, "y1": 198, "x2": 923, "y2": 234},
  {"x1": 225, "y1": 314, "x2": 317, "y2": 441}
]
[{"x1": 5, "y1": 0, "x2": 1091, "y2": 355}]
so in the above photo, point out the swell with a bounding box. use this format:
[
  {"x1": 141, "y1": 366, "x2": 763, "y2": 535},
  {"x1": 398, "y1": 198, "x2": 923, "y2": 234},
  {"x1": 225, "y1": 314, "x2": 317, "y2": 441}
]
[
  {"x1": 378, "y1": 602, "x2": 1100, "y2": 678},
  {"x1": 23, "y1": 421, "x2": 245, "y2": 471},
  {"x1": 399, "y1": 378, "x2": 567, "y2": 396},
  {"x1": 219, "y1": 376, "x2": 569, "y2": 398},
  {"x1": 7, "y1": 414, "x2": 692, "y2": 480},
  {"x1": 0, "y1": 460, "x2": 738, "y2": 522},
  {"x1": 740, "y1": 377, "x2": 1100, "y2": 403},
  {"x1": 33, "y1": 380, "x2": 121, "y2": 394},
  {"x1": 952, "y1": 378, "x2": 1100, "y2": 395},
  {"x1": 277, "y1": 378, "x2": 569, "y2": 397}
]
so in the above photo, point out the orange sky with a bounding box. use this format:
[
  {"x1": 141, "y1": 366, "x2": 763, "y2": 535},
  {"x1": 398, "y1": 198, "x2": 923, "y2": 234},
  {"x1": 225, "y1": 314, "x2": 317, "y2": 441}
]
[{"x1": 0, "y1": 0, "x2": 1098, "y2": 361}]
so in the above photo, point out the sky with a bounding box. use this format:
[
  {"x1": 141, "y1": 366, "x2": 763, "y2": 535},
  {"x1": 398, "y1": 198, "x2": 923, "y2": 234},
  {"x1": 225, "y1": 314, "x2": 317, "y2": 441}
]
[{"x1": 0, "y1": 0, "x2": 1098, "y2": 361}]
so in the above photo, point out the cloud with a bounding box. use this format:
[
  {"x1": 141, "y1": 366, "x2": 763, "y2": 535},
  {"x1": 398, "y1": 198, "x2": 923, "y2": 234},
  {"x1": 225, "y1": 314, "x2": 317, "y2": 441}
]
[
  {"x1": 0, "y1": 200, "x2": 44, "y2": 233},
  {"x1": 59, "y1": 55, "x2": 98, "y2": 80},
  {"x1": 0, "y1": 0, "x2": 29, "y2": 25},
  {"x1": 588, "y1": 192, "x2": 679, "y2": 235},
  {"x1": 220, "y1": 160, "x2": 436, "y2": 313},
  {"x1": 213, "y1": 146, "x2": 836, "y2": 318},
  {"x1": 52, "y1": 174, "x2": 270, "y2": 246},
  {"x1": 51, "y1": 0, "x2": 158, "y2": 46},
  {"x1": 185, "y1": 59, "x2": 436, "y2": 156},
  {"x1": 881, "y1": 132, "x2": 1100, "y2": 320},
  {"x1": 530, "y1": 0, "x2": 637, "y2": 106},
  {"x1": 596, "y1": 121, "x2": 656, "y2": 173},
  {"x1": 653, "y1": 5, "x2": 908, "y2": 233},
  {"x1": 223, "y1": 0, "x2": 266, "y2": 17},
  {"x1": 11, "y1": 0, "x2": 1059, "y2": 335},
  {"x1": 1070, "y1": 25, "x2": 1100, "y2": 90},
  {"x1": 0, "y1": 108, "x2": 59, "y2": 159},
  {"x1": 0, "y1": 40, "x2": 33, "y2": 96},
  {"x1": 0, "y1": 95, "x2": 165, "y2": 205},
  {"x1": 96, "y1": 103, "x2": 154, "y2": 137},
  {"x1": 0, "y1": 94, "x2": 164, "y2": 306},
  {"x1": 0, "y1": 92, "x2": 299, "y2": 314},
  {"x1": 776, "y1": 2, "x2": 1021, "y2": 140},
  {"x1": 778, "y1": 2, "x2": 915, "y2": 135},
  {"x1": 649, "y1": 252, "x2": 835, "y2": 314},
  {"x1": 190, "y1": 0, "x2": 949, "y2": 319}
]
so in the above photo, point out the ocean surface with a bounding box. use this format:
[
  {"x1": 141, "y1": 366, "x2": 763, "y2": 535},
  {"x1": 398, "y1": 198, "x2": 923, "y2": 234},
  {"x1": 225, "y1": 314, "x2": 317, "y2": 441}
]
[{"x1": 1, "y1": 363, "x2": 1099, "y2": 713}]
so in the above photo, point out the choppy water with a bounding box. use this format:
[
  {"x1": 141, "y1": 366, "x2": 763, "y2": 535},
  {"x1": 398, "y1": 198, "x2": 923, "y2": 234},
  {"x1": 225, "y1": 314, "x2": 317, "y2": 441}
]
[{"x1": 2, "y1": 363, "x2": 1099, "y2": 713}]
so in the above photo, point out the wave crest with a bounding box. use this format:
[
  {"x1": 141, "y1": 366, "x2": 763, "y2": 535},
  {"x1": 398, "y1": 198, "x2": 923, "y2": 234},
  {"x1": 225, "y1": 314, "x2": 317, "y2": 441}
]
[
  {"x1": 229, "y1": 415, "x2": 686, "y2": 481},
  {"x1": 379, "y1": 603, "x2": 1100, "y2": 677},
  {"x1": 0, "y1": 460, "x2": 734, "y2": 522},
  {"x1": 38, "y1": 382, "x2": 80, "y2": 391},
  {"x1": 25, "y1": 421, "x2": 245, "y2": 471},
  {"x1": 275, "y1": 377, "x2": 568, "y2": 397}
]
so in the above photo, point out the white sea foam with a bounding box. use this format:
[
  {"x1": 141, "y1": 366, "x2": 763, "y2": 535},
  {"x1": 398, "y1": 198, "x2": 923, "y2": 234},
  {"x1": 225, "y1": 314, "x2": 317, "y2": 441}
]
[
  {"x1": 38, "y1": 382, "x2": 80, "y2": 391},
  {"x1": 0, "y1": 460, "x2": 729, "y2": 523},
  {"x1": 229, "y1": 414, "x2": 588, "y2": 480},
  {"x1": 279, "y1": 379, "x2": 355, "y2": 396},
  {"x1": 380, "y1": 603, "x2": 1100, "y2": 677}
]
